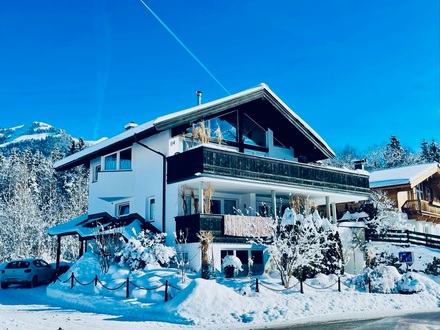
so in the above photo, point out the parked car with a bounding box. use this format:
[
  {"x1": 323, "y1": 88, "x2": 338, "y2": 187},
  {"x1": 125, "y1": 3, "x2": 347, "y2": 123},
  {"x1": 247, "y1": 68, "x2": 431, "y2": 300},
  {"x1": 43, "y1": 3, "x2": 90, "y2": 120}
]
[{"x1": 0, "y1": 259, "x2": 55, "y2": 289}]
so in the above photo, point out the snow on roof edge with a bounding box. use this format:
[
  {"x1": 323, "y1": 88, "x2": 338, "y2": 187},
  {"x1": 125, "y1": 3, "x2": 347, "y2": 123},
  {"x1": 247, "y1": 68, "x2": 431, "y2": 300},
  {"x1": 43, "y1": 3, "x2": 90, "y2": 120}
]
[{"x1": 54, "y1": 120, "x2": 155, "y2": 170}]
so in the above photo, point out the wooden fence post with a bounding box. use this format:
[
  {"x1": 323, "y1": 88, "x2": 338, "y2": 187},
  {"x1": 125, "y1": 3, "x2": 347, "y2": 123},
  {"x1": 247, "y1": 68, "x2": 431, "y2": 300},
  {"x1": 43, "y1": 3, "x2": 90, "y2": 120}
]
[
  {"x1": 71, "y1": 272, "x2": 74, "y2": 289},
  {"x1": 94, "y1": 275, "x2": 98, "y2": 287},
  {"x1": 300, "y1": 280, "x2": 304, "y2": 294},
  {"x1": 126, "y1": 278, "x2": 130, "y2": 298},
  {"x1": 368, "y1": 277, "x2": 372, "y2": 293},
  {"x1": 338, "y1": 276, "x2": 341, "y2": 292},
  {"x1": 255, "y1": 278, "x2": 259, "y2": 293}
]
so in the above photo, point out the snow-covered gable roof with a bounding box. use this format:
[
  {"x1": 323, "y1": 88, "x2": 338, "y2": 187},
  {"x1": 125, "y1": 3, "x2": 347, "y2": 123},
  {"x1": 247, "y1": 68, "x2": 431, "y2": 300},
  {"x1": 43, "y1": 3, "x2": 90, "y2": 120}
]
[
  {"x1": 154, "y1": 83, "x2": 335, "y2": 160},
  {"x1": 54, "y1": 83, "x2": 334, "y2": 171},
  {"x1": 369, "y1": 163, "x2": 440, "y2": 189}
]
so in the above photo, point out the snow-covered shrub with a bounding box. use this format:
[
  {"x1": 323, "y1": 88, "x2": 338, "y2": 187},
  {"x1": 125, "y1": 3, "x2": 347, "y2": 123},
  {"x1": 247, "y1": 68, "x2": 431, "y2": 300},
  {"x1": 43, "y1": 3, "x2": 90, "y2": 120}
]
[
  {"x1": 425, "y1": 257, "x2": 440, "y2": 276},
  {"x1": 115, "y1": 230, "x2": 176, "y2": 271},
  {"x1": 355, "y1": 265, "x2": 401, "y2": 293},
  {"x1": 397, "y1": 273, "x2": 425, "y2": 294},
  {"x1": 367, "y1": 248, "x2": 401, "y2": 272},
  {"x1": 222, "y1": 255, "x2": 243, "y2": 278}
]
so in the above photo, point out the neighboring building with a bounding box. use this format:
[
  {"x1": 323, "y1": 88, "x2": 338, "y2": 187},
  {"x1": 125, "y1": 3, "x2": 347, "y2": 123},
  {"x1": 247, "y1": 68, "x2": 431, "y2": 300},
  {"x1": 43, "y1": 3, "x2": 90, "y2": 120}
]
[
  {"x1": 369, "y1": 163, "x2": 440, "y2": 234},
  {"x1": 48, "y1": 83, "x2": 370, "y2": 275}
]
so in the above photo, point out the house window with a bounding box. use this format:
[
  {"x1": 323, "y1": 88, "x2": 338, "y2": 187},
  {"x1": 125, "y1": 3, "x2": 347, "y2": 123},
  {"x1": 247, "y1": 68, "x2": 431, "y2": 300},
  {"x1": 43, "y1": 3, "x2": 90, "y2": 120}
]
[
  {"x1": 116, "y1": 202, "x2": 130, "y2": 217},
  {"x1": 242, "y1": 114, "x2": 266, "y2": 147},
  {"x1": 224, "y1": 200, "x2": 236, "y2": 215},
  {"x1": 104, "y1": 153, "x2": 117, "y2": 170},
  {"x1": 93, "y1": 165, "x2": 101, "y2": 182},
  {"x1": 119, "y1": 148, "x2": 132, "y2": 170},
  {"x1": 147, "y1": 197, "x2": 156, "y2": 221},
  {"x1": 211, "y1": 200, "x2": 221, "y2": 214},
  {"x1": 103, "y1": 148, "x2": 132, "y2": 171}
]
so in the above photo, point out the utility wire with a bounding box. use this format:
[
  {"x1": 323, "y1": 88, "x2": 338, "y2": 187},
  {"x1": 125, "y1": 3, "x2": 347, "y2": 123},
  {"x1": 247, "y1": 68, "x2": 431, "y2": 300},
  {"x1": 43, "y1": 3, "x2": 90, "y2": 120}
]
[{"x1": 138, "y1": 0, "x2": 230, "y2": 95}]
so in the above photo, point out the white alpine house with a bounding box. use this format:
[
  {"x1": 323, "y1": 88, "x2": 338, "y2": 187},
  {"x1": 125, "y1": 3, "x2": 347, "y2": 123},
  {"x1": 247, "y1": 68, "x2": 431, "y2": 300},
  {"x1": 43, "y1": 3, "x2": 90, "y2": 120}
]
[{"x1": 48, "y1": 83, "x2": 370, "y2": 275}]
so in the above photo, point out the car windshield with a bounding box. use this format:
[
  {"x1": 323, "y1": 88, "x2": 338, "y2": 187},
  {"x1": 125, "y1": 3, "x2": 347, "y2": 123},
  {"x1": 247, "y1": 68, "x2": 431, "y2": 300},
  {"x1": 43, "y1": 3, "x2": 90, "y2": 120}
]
[{"x1": 5, "y1": 261, "x2": 30, "y2": 269}]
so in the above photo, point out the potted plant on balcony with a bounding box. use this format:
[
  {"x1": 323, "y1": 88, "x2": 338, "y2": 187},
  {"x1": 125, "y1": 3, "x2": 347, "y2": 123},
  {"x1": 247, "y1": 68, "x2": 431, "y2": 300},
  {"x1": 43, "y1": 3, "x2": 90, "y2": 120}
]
[
  {"x1": 179, "y1": 184, "x2": 188, "y2": 215},
  {"x1": 222, "y1": 255, "x2": 243, "y2": 278}
]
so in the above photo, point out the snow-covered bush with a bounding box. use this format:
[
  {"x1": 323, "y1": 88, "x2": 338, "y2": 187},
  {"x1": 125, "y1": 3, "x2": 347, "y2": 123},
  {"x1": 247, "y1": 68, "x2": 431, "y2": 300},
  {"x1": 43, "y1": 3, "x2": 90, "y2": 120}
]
[
  {"x1": 355, "y1": 265, "x2": 401, "y2": 293},
  {"x1": 397, "y1": 273, "x2": 425, "y2": 294},
  {"x1": 425, "y1": 257, "x2": 440, "y2": 276},
  {"x1": 115, "y1": 230, "x2": 176, "y2": 271},
  {"x1": 222, "y1": 255, "x2": 243, "y2": 278},
  {"x1": 366, "y1": 246, "x2": 401, "y2": 272}
]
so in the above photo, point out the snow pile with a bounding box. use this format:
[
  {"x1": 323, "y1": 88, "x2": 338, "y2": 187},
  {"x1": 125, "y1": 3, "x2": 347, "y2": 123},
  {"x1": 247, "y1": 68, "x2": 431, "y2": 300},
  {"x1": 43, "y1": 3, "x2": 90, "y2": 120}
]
[{"x1": 43, "y1": 245, "x2": 440, "y2": 328}]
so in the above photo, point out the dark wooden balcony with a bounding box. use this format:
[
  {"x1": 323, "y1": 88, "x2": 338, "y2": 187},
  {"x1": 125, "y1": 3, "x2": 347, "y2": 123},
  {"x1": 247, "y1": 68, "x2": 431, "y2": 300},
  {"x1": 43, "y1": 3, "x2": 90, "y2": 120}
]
[
  {"x1": 167, "y1": 145, "x2": 370, "y2": 194},
  {"x1": 401, "y1": 199, "x2": 440, "y2": 222},
  {"x1": 175, "y1": 213, "x2": 272, "y2": 243}
]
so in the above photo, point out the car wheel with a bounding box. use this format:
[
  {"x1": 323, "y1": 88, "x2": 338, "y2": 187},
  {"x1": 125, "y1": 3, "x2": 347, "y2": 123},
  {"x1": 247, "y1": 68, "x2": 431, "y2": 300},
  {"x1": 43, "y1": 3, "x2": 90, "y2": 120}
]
[
  {"x1": 30, "y1": 276, "x2": 38, "y2": 288},
  {"x1": 1, "y1": 282, "x2": 8, "y2": 289}
]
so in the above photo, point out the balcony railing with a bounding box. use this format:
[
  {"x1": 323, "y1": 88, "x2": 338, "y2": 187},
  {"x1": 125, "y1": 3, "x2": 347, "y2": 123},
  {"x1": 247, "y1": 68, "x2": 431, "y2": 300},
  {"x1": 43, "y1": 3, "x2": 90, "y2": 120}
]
[
  {"x1": 401, "y1": 199, "x2": 440, "y2": 220},
  {"x1": 175, "y1": 213, "x2": 273, "y2": 243},
  {"x1": 167, "y1": 146, "x2": 370, "y2": 195}
]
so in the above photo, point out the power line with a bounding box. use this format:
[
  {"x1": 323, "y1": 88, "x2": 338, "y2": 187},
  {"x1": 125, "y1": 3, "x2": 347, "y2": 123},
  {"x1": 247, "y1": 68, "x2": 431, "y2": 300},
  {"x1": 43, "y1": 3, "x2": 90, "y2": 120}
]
[{"x1": 138, "y1": 0, "x2": 230, "y2": 95}]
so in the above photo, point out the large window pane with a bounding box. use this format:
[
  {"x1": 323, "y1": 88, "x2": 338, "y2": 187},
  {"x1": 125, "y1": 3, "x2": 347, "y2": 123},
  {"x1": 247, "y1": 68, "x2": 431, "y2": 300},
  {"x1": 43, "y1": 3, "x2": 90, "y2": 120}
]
[
  {"x1": 104, "y1": 153, "x2": 117, "y2": 170},
  {"x1": 209, "y1": 111, "x2": 238, "y2": 143},
  {"x1": 224, "y1": 200, "x2": 236, "y2": 215},
  {"x1": 242, "y1": 114, "x2": 266, "y2": 147},
  {"x1": 119, "y1": 148, "x2": 132, "y2": 170}
]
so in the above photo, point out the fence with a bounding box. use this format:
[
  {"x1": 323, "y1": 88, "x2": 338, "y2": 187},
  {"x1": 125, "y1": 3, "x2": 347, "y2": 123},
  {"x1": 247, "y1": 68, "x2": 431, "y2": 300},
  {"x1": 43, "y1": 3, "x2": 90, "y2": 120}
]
[
  {"x1": 252, "y1": 276, "x2": 370, "y2": 294},
  {"x1": 55, "y1": 273, "x2": 375, "y2": 301},
  {"x1": 366, "y1": 229, "x2": 440, "y2": 249},
  {"x1": 54, "y1": 272, "x2": 181, "y2": 302}
]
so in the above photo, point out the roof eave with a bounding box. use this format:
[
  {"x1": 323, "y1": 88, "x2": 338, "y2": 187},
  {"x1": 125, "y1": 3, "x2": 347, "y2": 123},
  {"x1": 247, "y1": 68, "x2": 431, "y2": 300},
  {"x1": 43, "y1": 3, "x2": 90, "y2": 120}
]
[{"x1": 54, "y1": 125, "x2": 157, "y2": 172}]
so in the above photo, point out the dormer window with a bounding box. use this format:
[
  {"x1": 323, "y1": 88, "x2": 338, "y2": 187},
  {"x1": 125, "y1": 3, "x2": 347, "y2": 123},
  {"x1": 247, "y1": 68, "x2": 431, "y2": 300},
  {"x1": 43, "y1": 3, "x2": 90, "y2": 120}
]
[{"x1": 104, "y1": 148, "x2": 132, "y2": 171}]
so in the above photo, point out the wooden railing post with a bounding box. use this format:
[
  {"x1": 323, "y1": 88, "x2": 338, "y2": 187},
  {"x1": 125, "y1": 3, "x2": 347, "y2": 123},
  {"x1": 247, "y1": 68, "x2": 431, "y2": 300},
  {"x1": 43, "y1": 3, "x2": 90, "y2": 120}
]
[
  {"x1": 338, "y1": 276, "x2": 341, "y2": 292},
  {"x1": 71, "y1": 272, "x2": 74, "y2": 289},
  {"x1": 165, "y1": 280, "x2": 169, "y2": 302},
  {"x1": 256, "y1": 278, "x2": 259, "y2": 293},
  {"x1": 126, "y1": 278, "x2": 130, "y2": 298}
]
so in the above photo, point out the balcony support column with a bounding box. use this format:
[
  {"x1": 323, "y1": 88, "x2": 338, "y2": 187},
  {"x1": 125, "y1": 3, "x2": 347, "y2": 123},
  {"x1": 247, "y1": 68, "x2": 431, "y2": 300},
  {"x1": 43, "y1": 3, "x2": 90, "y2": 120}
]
[
  {"x1": 199, "y1": 181, "x2": 204, "y2": 214},
  {"x1": 326, "y1": 196, "x2": 331, "y2": 222},
  {"x1": 271, "y1": 190, "x2": 277, "y2": 219},
  {"x1": 332, "y1": 202, "x2": 337, "y2": 224}
]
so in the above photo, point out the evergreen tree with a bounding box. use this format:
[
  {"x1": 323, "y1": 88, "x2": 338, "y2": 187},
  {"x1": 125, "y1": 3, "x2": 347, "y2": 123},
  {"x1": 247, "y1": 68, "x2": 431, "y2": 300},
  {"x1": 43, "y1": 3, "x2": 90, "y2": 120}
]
[
  {"x1": 420, "y1": 139, "x2": 430, "y2": 163},
  {"x1": 429, "y1": 140, "x2": 440, "y2": 163},
  {"x1": 383, "y1": 135, "x2": 407, "y2": 168}
]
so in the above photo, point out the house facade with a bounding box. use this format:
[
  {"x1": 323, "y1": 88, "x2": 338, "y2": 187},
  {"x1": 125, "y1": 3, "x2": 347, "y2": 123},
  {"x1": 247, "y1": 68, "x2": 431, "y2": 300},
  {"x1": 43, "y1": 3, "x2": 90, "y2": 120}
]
[
  {"x1": 48, "y1": 83, "x2": 370, "y2": 275},
  {"x1": 369, "y1": 163, "x2": 440, "y2": 234}
]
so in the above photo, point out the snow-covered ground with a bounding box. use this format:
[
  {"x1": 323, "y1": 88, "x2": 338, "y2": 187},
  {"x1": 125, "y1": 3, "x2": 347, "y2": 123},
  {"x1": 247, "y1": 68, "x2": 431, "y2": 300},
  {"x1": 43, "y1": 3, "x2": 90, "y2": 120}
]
[{"x1": 1, "y1": 243, "x2": 440, "y2": 329}]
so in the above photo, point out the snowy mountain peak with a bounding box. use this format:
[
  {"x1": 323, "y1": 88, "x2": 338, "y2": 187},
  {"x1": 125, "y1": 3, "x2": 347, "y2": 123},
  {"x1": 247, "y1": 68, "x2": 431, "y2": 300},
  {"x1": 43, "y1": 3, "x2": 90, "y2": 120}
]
[
  {"x1": 0, "y1": 122, "x2": 76, "y2": 157},
  {"x1": 0, "y1": 121, "x2": 65, "y2": 145}
]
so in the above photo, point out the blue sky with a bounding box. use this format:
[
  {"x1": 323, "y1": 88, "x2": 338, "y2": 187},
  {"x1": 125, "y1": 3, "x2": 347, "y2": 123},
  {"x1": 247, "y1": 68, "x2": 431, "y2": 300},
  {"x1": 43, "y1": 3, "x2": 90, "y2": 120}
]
[{"x1": 0, "y1": 1, "x2": 438, "y2": 153}]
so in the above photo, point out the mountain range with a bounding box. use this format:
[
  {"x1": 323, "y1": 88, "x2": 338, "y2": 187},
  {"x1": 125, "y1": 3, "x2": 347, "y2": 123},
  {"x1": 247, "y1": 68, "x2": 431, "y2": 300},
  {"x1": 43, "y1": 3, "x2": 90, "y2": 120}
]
[{"x1": 0, "y1": 122, "x2": 97, "y2": 157}]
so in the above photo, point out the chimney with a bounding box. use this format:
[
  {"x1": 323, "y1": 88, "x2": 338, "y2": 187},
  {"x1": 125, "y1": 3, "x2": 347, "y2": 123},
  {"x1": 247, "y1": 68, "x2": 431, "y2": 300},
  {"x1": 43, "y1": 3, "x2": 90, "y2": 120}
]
[
  {"x1": 124, "y1": 122, "x2": 138, "y2": 130},
  {"x1": 196, "y1": 90, "x2": 203, "y2": 105},
  {"x1": 354, "y1": 159, "x2": 367, "y2": 170}
]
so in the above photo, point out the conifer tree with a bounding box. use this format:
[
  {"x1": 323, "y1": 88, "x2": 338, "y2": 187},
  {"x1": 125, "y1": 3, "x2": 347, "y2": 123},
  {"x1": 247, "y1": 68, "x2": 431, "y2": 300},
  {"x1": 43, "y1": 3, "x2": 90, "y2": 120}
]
[{"x1": 383, "y1": 135, "x2": 407, "y2": 168}]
